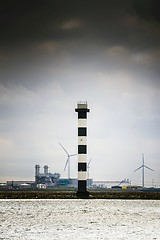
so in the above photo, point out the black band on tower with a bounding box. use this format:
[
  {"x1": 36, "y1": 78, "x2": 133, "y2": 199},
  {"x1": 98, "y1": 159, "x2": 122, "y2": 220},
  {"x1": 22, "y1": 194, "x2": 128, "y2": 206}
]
[
  {"x1": 78, "y1": 180, "x2": 87, "y2": 190},
  {"x1": 78, "y1": 127, "x2": 87, "y2": 136},
  {"x1": 78, "y1": 145, "x2": 87, "y2": 154},
  {"x1": 78, "y1": 163, "x2": 87, "y2": 171},
  {"x1": 78, "y1": 112, "x2": 87, "y2": 119}
]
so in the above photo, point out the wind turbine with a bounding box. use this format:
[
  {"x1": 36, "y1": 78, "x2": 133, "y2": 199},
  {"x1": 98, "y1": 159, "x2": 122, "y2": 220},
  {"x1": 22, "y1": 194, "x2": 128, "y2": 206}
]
[
  {"x1": 134, "y1": 153, "x2": 154, "y2": 189},
  {"x1": 59, "y1": 143, "x2": 77, "y2": 179}
]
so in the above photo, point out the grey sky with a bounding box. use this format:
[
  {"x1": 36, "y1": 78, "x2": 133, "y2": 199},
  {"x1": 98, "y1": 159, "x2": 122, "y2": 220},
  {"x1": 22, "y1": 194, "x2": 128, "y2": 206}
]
[{"x1": 0, "y1": 0, "x2": 160, "y2": 187}]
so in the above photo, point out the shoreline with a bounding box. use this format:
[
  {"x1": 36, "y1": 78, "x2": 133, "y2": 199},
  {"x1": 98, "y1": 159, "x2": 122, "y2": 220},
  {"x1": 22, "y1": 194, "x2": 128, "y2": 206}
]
[{"x1": 0, "y1": 190, "x2": 160, "y2": 200}]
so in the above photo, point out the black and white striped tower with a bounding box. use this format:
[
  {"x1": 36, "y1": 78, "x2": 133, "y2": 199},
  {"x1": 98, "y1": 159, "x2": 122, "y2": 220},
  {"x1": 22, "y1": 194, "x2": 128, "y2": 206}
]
[{"x1": 75, "y1": 101, "x2": 90, "y2": 197}]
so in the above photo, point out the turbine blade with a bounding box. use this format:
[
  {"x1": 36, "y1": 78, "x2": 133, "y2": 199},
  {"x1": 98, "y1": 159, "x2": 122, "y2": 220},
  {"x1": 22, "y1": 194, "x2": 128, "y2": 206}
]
[
  {"x1": 59, "y1": 143, "x2": 69, "y2": 156},
  {"x1": 70, "y1": 154, "x2": 77, "y2": 157},
  {"x1": 144, "y1": 165, "x2": 154, "y2": 171},
  {"x1": 134, "y1": 165, "x2": 143, "y2": 172},
  {"x1": 142, "y1": 153, "x2": 144, "y2": 165},
  {"x1": 64, "y1": 157, "x2": 69, "y2": 171},
  {"x1": 88, "y1": 158, "x2": 92, "y2": 166}
]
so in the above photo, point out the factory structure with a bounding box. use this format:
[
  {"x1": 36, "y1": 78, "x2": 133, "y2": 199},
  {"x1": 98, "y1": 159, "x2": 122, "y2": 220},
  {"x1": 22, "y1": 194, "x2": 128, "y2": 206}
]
[{"x1": 35, "y1": 164, "x2": 60, "y2": 188}]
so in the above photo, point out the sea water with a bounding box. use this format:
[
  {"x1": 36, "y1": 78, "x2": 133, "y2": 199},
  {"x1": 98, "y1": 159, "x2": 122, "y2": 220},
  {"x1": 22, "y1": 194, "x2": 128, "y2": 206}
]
[{"x1": 0, "y1": 199, "x2": 159, "y2": 240}]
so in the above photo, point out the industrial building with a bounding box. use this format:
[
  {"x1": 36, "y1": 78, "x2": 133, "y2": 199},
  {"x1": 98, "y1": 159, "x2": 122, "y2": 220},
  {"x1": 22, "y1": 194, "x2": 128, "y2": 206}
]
[
  {"x1": 58, "y1": 178, "x2": 93, "y2": 188},
  {"x1": 6, "y1": 180, "x2": 35, "y2": 189},
  {"x1": 35, "y1": 165, "x2": 60, "y2": 188}
]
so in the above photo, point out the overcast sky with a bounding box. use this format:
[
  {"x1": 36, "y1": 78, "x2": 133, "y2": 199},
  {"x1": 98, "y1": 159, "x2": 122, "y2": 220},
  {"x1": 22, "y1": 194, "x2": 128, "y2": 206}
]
[{"x1": 0, "y1": 0, "x2": 160, "y2": 187}]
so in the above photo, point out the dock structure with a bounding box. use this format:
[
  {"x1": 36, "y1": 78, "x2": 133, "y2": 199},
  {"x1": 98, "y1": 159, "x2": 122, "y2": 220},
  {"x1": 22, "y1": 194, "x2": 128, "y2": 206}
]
[{"x1": 75, "y1": 101, "x2": 90, "y2": 198}]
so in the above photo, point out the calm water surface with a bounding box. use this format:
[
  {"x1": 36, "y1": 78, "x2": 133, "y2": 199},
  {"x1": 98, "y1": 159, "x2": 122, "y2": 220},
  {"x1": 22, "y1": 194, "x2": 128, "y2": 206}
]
[{"x1": 0, "y1": 199, "x2": 160, "y2": 240}]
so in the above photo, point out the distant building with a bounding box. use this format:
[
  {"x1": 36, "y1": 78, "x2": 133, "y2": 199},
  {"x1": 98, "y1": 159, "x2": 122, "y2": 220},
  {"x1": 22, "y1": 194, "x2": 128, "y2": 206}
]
[
  {"x1": 35, "y1": 165, "x2": 60, "y2": 188},
  {"x1": 0, "y1": 183, "x2": 7, "y2": 189},
  {"x1": 57, "y1": 178, "x2": 93, "y2": 188},
  {"x1": 58, "y1": 178, "x2": 78, "y2": 188},
  {"x1": 6, "y1": 181, "x2": 35, "y2": 189},
  {"x1": 92, "y1": 179, "x2": 130, "y2": 188}
]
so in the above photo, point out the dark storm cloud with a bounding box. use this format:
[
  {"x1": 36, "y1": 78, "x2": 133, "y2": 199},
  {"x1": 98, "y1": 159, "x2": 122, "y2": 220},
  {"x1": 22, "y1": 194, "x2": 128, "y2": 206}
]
[
  {"x1": 0, "y1": 0, "x2": 87, "y2": 46},
  {"x1": 132, "y1": 0, "x2": 160, "y2": 22},
  {"x1": 1, "y1": 0, "x2": 159, "y2": 48},
  {"x1": 0, "y1": 0, "x2": 160, "y2": 86}
]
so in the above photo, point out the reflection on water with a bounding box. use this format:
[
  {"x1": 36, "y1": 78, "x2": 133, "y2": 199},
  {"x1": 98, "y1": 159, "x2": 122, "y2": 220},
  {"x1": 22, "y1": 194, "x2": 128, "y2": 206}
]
[{"x1": 0, "y1": 199, "x2": 160, "y2": 240}]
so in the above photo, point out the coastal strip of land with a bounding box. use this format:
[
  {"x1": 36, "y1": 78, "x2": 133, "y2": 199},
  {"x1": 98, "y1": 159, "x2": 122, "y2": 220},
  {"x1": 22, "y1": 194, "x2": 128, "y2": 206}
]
[{"x1": 0, "y1": 190, "x2": 160, "y2": 200}]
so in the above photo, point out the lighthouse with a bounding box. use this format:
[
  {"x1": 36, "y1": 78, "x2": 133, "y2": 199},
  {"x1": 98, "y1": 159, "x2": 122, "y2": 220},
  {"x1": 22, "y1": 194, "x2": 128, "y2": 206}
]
[{"x1": 75, "y1": 101, "x2": 90, "y2": 197}]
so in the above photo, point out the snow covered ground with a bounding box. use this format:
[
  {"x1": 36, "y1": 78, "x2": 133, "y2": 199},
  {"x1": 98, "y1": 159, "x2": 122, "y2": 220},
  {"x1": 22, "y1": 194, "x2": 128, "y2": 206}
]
[{"x1": 0, "y1": 199, "x2": 160, "y2": 240}]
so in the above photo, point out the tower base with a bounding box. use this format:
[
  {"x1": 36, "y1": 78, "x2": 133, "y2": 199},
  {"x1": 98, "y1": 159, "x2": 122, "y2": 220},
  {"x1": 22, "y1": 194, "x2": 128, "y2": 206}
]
[{"x1": 76, "y1": 191, "x2": 89, "y2": 199}]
